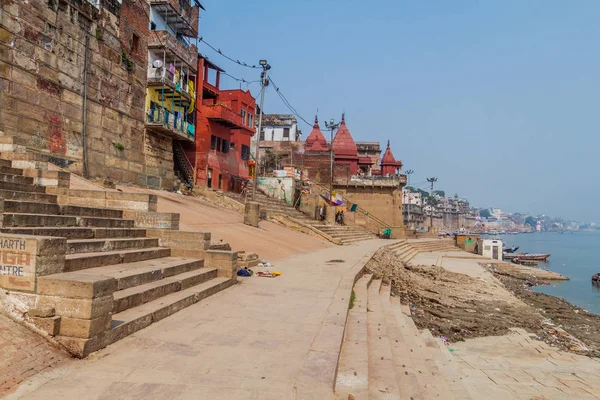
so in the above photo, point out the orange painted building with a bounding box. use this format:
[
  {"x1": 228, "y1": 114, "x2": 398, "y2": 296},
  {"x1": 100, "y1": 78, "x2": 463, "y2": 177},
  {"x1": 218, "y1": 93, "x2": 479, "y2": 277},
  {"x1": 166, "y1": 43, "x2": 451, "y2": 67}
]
[{"x1": 190, "y1": 56, "x2": 256, "y2": 191}]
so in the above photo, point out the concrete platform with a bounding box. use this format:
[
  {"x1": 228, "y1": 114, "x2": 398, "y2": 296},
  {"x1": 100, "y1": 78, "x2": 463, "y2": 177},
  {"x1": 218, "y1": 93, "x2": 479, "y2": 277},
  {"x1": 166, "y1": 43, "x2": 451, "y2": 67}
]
[{"x1": 8, "y1": 240, "x2": 389, "y2": 400}]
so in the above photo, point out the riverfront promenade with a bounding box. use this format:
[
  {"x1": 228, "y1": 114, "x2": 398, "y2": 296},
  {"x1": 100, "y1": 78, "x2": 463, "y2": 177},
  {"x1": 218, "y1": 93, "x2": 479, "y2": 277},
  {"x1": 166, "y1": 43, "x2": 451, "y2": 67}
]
[{"x1": 7, "y1": 240, "x2": 388, "y2": 400}]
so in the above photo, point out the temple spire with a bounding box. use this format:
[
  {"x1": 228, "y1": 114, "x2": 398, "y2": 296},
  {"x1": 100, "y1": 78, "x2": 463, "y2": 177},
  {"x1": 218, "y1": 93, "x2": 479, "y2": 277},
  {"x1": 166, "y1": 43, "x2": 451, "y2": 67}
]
[
  {"x1": 341, "y1": 112, "x2": 345, "y2": 123},
  {"x1": 314, "y1": 115, "x2": 319, "y2": 127}
]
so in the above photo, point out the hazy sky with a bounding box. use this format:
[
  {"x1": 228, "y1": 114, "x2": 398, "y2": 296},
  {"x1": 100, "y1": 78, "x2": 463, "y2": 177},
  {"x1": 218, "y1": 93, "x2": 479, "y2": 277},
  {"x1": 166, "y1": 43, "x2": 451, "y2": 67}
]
[{"x1": 198, "y1": 0, "x2": 600, "y2": 221}]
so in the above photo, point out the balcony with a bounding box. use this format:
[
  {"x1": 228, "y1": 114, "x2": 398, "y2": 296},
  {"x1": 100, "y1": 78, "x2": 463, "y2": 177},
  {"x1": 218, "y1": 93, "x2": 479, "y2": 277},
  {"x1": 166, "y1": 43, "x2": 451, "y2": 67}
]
[
  {"x1": 148, "y1": 30, "x2": 198, "y2": 70},
  {"x1": 150, "y1": 0, "x2": 199, "y2": 37},
  {"x1": 146, "y1": 107, "x2": 194, "y2": 142},
  {"x1": 203, "y1": 103, "x2": 244, "y2": 129},
  {"x1": 147, "y1": 67, "x2": 191, "y2": 102}
]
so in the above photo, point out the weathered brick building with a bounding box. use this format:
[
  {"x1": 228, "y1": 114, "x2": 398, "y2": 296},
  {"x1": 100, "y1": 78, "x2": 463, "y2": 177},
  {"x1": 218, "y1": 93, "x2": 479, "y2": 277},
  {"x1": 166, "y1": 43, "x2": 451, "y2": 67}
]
[{"x1": 0, "y1": 0, "x2": 200, "y2": 188}]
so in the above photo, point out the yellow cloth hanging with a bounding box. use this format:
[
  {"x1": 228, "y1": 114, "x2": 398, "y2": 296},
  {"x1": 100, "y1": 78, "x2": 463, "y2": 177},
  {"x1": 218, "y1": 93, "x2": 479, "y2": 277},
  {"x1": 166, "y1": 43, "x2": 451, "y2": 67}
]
[{"x1": 188, "y1": 80, "x2": 195, "y2": 114}]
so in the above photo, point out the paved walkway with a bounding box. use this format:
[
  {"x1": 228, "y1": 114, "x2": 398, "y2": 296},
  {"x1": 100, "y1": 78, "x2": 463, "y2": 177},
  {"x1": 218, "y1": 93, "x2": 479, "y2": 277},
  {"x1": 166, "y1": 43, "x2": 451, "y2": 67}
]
[
  {"x1": 452, "y1": 329, "x2": 600, "y2": 399},
  {"x1": 0, "y1": 314, "x2": 71, "y2": 397},
  {"x1": 8, "y1": 240, "x2": 388, "y2": 400}
]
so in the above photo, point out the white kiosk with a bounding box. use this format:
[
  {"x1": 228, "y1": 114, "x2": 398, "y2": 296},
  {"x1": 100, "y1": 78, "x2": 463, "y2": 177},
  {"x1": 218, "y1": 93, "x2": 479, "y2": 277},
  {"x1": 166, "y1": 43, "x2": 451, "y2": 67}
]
[{"x1": 478, "y1": 239, "x2": 503, "y2": 261}]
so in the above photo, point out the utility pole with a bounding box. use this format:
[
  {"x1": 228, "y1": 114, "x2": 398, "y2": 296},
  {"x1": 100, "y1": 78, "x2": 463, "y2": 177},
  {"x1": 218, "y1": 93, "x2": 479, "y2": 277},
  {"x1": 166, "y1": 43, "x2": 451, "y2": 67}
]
[
  {"x1": 427, "y1": 177, "x2": 438, "y2": 232},
  {"x1": 252, "y1": 60, "x2": 271, "y2": 201},
  {"x1": 405, "y1": 169, "x2": 414, "y2": 229},
  {"x1": 324, "y1": 118, "x2": 340, "y2": 206}
]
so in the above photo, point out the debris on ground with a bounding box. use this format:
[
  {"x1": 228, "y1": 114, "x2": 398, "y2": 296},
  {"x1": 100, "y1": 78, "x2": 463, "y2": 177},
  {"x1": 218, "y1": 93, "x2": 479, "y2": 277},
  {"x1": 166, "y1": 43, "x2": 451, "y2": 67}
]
[{"x1": 365, "y1": 248, "x2": 600, "y2": 357}]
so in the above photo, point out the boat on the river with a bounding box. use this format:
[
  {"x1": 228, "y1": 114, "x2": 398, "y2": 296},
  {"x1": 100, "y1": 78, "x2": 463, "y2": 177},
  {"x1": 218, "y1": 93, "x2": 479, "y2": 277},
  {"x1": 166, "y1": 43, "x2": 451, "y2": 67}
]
[
  {"x1": 503, "y1": 245, "x2": 520, "y2": 253},
  {"x1": 503, "y1": 252, "x2": 550, "y2": 261},
  {"x1": 592, "y1": 273, "x2": 600, "y2": 283}
]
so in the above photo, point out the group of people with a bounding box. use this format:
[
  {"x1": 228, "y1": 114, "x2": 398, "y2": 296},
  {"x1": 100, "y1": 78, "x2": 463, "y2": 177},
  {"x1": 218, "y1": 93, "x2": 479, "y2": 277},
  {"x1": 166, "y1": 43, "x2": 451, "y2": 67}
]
[{"x1": 318, "y1": 206, "x2": 345, "y2": 225}]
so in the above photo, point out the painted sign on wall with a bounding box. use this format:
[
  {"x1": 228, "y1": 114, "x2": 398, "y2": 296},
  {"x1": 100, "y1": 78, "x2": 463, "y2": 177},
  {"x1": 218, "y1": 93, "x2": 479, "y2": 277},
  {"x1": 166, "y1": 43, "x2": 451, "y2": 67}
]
[
  {"x1": 256, "y1": 177, "x2": 293, "y2": 205},
  {"x1": 0, "y1": 238, "x2": 37, "y2": 292}
]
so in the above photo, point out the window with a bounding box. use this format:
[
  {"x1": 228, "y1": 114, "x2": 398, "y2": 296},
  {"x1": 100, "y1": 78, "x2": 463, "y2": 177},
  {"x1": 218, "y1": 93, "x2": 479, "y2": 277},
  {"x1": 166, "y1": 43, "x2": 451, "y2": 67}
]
[
  {"x1": 150, "y1": 21, "x2": 156, "y2": 30},
  {"x1": 247, "y1": 113, "x2": 253, "y2": 127},
  {"x1": 207, "y1": 169, "x2": 213, "y2": 188},
  {"x1": 283, "y1": 127, "x2": 290, "y2": 140},
  {"x1": 241, "y1": 145, "x2": 250, "y2": 161},
  {"x1": 241, "y1": 109, "x2": 246, "y2": 124},
  {"x1": 131, "y1": 33, "x2": 139, "y2": 54},
  {"x1": 222, "y1": 139, "x2": 229, "y2": 153},
  {"x1": 210, "y1": 135, "x2": 216, "y2": 150},
  {"x1": 216, "y1": 137, "x2": 222, "y2": 151},
  {"x1": 259, "y1": 129, "x2": 265, "y2": 141}
]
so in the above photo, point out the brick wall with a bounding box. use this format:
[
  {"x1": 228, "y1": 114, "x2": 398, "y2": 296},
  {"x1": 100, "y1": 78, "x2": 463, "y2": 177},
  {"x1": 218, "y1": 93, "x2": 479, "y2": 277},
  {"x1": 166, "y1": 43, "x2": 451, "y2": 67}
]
[{"x1": 0, "y1": 0, "x2": 170, "y2": 188}]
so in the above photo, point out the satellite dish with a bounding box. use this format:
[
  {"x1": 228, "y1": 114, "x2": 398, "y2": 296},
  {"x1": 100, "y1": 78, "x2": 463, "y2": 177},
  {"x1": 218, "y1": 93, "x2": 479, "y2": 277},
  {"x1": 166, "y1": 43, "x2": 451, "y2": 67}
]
[{"x1": 152, "y1": 60, "x2": 163, "y2": 68}]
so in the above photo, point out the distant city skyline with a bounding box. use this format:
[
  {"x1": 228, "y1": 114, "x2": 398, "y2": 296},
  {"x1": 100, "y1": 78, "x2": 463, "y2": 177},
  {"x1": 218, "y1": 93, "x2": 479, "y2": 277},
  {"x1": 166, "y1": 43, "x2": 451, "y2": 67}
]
[{"x1": 199, "y1": 0, "x2": 599, "y2": 221}]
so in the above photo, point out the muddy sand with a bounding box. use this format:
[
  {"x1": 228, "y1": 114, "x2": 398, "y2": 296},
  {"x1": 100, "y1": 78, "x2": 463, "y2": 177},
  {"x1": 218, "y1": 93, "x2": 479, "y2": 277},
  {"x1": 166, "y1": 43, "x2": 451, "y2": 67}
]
[{"x1": 366, "y1": 248, "x2": 600, "y2": 357}]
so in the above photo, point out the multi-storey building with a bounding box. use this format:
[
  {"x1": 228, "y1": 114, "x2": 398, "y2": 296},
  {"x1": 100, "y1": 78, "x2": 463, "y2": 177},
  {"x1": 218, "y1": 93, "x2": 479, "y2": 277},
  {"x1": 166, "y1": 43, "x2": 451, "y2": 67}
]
[
  {"x1": 144, "y1": 0, "x2": 201, "y2": 188},
  {"x1": 189, "y1": 56, "x2": 256, "y2": 192}
]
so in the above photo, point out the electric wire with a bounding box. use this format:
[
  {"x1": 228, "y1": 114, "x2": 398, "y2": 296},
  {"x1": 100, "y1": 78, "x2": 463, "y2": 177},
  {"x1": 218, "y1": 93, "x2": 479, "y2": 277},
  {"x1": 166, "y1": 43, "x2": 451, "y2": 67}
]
[{"x1": 199, "y1": 37, "x2": 261, "y2": 69}]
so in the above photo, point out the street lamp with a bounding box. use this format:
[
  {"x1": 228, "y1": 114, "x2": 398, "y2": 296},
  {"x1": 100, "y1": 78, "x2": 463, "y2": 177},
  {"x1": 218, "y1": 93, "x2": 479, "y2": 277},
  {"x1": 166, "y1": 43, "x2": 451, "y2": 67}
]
[
  {"x1": 324, "y1": 118, "x2": 340, "y2": 208},
  {"x1": 427, "y1": 177, "x2": 438, "y2": 232},
  {"x1": 252, "y1": 60, "x2": 271, "y2": 201},
  {"x1": 404, "y1": 169, "x2": 414, "y2": 229}
]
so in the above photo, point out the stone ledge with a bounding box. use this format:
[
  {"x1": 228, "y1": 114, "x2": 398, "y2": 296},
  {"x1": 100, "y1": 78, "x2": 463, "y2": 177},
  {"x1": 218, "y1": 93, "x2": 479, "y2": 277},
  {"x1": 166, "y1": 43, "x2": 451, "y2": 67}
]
[
  {"x1": 37, "y1": 273, "x2": 116, "y2": 299},
  {"x1": 293, "y1": 247, "x2": 381, "y2": 399}
]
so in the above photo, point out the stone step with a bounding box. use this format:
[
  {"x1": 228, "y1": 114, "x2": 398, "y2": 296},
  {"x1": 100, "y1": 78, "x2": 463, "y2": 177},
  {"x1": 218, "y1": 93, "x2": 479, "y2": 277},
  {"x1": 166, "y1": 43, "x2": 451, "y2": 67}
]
[
  {"x1": 65, "y1": 247, "x2": 171, "y2": 272},
  {"x1": 419, "y1": 329, "x2": 472, "y2": 399},
  {"x1": 0, "y1": 172, "x2": 34, "y2": 185},
  {"x1": 0, "y1": 189, "x2": 57, "y2": 203},
  {"x1": 335, "y1": 273, "x2": 372, "y2": 399},
  {"x1": 0, "y1": 180, "x2": 46, "y2": 193},
  {"x1": 0, "y1": 227, "x2": 147, "y2": 239},
  {"x1": 0, "y1": 200, "x2": 60, "y2": 215},
  {"x1": 367, "y1": 279, "x2": 401, "y2": 399},
  {"x1": 0, "y1": 213, "x2": 134, "y2": 228},
  {"x1": 0, "y1": 164, "x2": 24, "y2": 175},
  {"x1": 340, "y1": 236, "x2": 376, "y2": 244},
  {"x1": 109, "y1": 277, "x2": 235, "y2": 346},
  {"x1": 385, "y1": 295, "x2": 449, "y2": 399},
  {"x1": 66, "y1": 238, "x2": 160, "y2": 254},
  {"x1": 80, "y1": 257, "x2": 205, "y2": 290},
  {"x1": 77, "y1": 216, "x2": 134, "y2": 229},
  {"x1": 0, "y1": 213, "x2": 78, "y2": 227},
  {"x1": 113, "y1": 268, "x2": 218, "y2": 313},
  {"x1": 60, "y1": 205, "x2": 123, "y2": 219},
  {"x1": 0, "y1": 159, "x2": 12, "y2": 168}
]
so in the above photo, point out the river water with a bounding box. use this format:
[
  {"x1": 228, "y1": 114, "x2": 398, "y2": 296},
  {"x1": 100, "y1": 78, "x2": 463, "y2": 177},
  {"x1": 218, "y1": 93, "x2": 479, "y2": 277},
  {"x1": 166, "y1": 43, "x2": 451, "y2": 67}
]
[{"x1": 495, "y1": 231, "x2": 600, "y2": 315}]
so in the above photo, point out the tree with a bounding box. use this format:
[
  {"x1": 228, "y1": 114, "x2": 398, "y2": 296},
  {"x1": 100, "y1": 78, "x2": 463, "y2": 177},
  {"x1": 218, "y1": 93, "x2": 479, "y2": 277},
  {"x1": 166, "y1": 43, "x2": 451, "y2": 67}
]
[
  {"x1": 433, "y1": 190, "x2": 445, "y2": 197},
  {"x1": 479, "y1": 209, "x2": 492, "y2": 218},
  {"x1": 525, "y1": 216, "x2": 536, "y2": 227}
]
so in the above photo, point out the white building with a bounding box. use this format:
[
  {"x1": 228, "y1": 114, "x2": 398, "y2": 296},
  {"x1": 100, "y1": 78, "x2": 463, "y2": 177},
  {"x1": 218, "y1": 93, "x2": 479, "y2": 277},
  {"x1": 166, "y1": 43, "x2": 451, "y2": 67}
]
[
  {"x1": 254, "y1": 114, "x2": 300, "y2": 142},
  {"x1": 403, "y1": 190, "x2": 422, "y2": 206}
]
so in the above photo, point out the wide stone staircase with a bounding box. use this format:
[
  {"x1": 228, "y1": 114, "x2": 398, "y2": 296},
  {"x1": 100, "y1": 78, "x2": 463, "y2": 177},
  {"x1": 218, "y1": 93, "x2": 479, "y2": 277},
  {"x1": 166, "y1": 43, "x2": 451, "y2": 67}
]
[
  {"x1": 335, "y1": 274, "x2": 472, "y2": 399},
  {"x1": 386, "y1": 239, "x2": 460, "y2": 264},
  {"x1": 0, "y1": 137, "x2": 237, "y2": 357},
  {"x1": 228, "y1": 181, "x2": 377, "y2": 245}
]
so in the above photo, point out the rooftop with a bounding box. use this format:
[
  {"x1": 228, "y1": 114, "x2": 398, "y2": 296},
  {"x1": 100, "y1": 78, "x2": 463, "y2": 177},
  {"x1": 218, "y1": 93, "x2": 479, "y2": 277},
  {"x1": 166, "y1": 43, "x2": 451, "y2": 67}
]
[{"x1": 262, "y1": 114, "x2": 298, "y2": 127}]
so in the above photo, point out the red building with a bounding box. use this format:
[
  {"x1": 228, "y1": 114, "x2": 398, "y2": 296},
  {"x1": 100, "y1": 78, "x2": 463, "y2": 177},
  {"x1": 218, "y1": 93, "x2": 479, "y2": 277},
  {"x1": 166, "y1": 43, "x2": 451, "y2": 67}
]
[
  {"x1": 380, "y1": 140, "x2": 402, "y2": 175},
  {"x1": 190, "y1": 56, "x2": 256, "y2": 191},
  {"x1": 331, "y1": 114, "x2": 373, "y2": 176}
]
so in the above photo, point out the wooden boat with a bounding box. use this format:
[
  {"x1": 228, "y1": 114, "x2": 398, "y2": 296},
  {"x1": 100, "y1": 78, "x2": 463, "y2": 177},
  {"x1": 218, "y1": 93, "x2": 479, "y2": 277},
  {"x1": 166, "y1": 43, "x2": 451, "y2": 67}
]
[
  {"x1": 592, "y1": 273, "x2": 600, "y2": 283},
  {"x1": 516, "y1": 253, "x2": 551, "y2": 261},
  {"x1": 503, "y1": 252, "x2": 527, "y2": 260},
  {"x1": 503, "y1": 245, "x2": 520, "y2": 253},
  {"x1": 512, "y1": 258, "x2": 539, "y2": 266}
]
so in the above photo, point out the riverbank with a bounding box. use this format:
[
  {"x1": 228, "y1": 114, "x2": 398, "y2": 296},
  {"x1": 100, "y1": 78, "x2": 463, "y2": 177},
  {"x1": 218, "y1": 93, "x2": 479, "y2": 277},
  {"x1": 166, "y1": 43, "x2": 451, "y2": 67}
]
[{"x1": 366, "y1": 247, "x2": 600, "y2": 358}]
